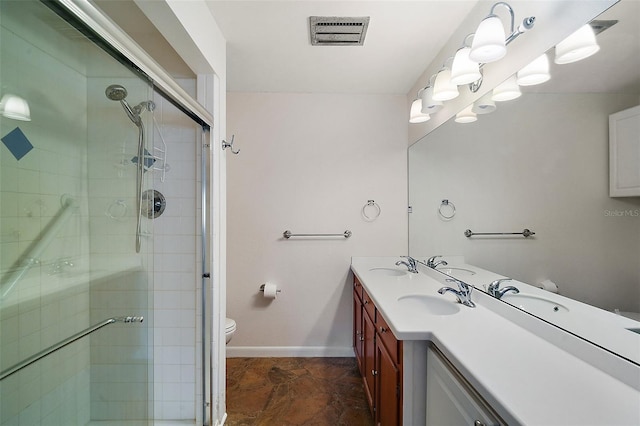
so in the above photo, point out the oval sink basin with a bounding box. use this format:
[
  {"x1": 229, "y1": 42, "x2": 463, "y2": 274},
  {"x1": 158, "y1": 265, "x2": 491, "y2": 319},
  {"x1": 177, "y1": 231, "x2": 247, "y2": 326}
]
[
  {"x1": 501, "y1": 293, "x2": 569, "y2": 313},
  {"x1": 369, "y1": 267, "x2": 407, "y2": 277},
  {"x1": 436, "y1": 267, "x2": 476, "y2": 276},
  {"x1": 397, "y1": 295, "x2": 460, "y2": 315}
]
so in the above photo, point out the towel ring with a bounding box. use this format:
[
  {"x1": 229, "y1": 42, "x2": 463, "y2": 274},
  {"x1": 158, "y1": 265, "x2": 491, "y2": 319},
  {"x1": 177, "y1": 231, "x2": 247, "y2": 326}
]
[
  {"x1": 438, "y1": 199, "x2": 456, "y2": 220},
  {"x1": 362, "y1": 200, "x2": 381, "y2": 221}
]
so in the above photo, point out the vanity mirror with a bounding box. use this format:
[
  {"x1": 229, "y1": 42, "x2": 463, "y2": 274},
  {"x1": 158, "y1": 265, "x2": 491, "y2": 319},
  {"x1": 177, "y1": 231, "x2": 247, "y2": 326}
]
[{"x1": 408, "y1": 0, "x2": 640, "y2": 364}]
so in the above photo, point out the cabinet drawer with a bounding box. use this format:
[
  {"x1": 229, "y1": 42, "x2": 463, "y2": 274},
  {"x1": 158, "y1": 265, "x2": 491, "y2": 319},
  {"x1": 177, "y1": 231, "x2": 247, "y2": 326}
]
[
  {"x1": 362, "y1": 288, "x2": 375, "y2": 322},
  {"x1": 353, "y1": 276, "x2": 363, "y2": 301},
  {"x1": 377, "y1": 312, "x2": 400, "y2": 365}
]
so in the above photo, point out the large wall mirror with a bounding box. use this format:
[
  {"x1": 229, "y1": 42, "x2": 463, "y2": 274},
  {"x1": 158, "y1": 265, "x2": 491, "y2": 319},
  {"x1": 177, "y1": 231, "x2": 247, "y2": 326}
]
[{"x1": 409, "y1": 0, "x2": 640, "y2": 364}]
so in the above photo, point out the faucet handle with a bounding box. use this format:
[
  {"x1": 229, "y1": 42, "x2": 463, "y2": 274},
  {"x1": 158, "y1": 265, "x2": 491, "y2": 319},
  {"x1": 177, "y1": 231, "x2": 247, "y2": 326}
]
[
  {"x1": 488, "y1": 278, "x2": 512, "y2": 296},
  {"x1": 489, "y1": 278, "x2": 512, "y2": 289},
  {"x1": 426, "y1": 255, "x2": 442, "y2": 267},
  {"x1": 446, "y1": 277, "x2": 470, "y2": 292}
]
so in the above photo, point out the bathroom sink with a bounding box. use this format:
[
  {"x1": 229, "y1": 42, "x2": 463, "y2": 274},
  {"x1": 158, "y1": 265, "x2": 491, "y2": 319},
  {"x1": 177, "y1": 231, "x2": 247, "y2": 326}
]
[
  {"x1": 435, "y1": 267, "x2": 476, "y2": 276},
  {"x1": 501, "y1": 293, "x2": 569, "y2": 313},
  {"x1": 396, "y1": 295, "x2": 460, "y2": 315},
  {"x1": 369, "y1": 267, "x2": 407, "y2": 277}
]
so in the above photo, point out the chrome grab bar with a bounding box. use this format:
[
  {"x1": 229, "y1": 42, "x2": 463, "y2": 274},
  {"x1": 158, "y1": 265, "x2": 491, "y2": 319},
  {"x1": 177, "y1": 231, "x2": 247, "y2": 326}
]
[
  {"x1": 1, "y1": 195, "x2": 77, "y2": 300},
  {"x1": 464, "y1": 228, "x2": 535, "y2": 238},
  {"x1": 283, "y1": 230, "x2": 352, "y2": 239},
  {"x1": 0, "y1": 316, "x2": 143, "y2": 381}
]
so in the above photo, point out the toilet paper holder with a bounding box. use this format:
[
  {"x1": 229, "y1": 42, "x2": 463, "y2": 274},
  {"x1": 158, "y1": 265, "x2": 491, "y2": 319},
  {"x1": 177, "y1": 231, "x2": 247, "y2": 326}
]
[{"x1": 259, "y1": 284, "x2": 281, "y2": 294}]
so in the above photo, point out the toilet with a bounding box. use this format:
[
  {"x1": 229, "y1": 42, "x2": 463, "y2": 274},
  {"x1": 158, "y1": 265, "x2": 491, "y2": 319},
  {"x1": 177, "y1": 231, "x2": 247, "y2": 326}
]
[{"x1": 225, "y1": 318, "x2": 236, "y2": 344}]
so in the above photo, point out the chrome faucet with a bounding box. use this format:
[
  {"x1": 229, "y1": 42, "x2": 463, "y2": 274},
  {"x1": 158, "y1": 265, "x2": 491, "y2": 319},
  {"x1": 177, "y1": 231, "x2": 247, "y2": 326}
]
[
  {"x1": 426, "y1": 255, "x2": 447, "y2": 269},
  {"x1": 487, "y1": 278, "x2": 519, "y2": 299},
  {"x1": 438, "y1": 278, "x2": 475, "y2": 308},
  {"x1": 395, "y1": 256, "x2": 419, "y2": 273}
]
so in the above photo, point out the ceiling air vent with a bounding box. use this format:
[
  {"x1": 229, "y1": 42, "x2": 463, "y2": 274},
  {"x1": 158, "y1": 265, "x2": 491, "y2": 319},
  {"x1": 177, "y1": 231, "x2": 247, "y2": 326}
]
[{"x1": 309, "y1": 16, "x2": 370, "y2": 46}]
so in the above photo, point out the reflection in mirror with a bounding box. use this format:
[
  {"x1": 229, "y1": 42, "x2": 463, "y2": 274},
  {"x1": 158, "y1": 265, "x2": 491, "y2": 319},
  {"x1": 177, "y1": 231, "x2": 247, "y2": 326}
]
[{"x1": 409, "y1": 0, "x2": 640, "y2": 364}]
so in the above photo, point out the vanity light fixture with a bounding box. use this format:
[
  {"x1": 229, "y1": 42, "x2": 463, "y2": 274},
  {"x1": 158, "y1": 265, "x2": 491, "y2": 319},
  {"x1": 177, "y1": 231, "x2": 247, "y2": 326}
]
[
  {"x1": 450, "y1": 35, "x2": 482, "y2": 85},
  {"x1": 492, "y1": 74, "x2": 521, "y2": 102},
  {"x1": 469, "y1": 2, "x2": 535, "y2": 63},
  {"x1": 554, "y1": 24, "x2": 600, "y2": 64},
  {"x1": 472, "y1": 91, "x2": 496, "y2": 115},
  {"x1": 0, "y1": 94, "x2": 31, "y2": 121},
  {"x1": 420, "y1": 83, "x2": 443, "y2": 114},
  {"x1": 455, "y1": 104, "x2": 477, "y2": 123},
  {"x1": 517, "y1": 53, "x2": 550, "y2": 86},
  {"x1": 432, "y1": 67, "x2": 459, "y2": 101},
  {"x1": 408, "y1": 2, "x2": 535, "y2": 124},
  {"x1": 409, "y1": 97, "x2": 430, "y2": 123}
]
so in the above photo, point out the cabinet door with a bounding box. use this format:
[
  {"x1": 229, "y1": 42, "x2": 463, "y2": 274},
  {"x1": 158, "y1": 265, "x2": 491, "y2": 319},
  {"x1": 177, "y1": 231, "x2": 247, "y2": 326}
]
[
  {"x1": 376, "y1": 337, "x2": 401, "y2": 426},
  {"x1": 610, "y1": 105, "x2": 640, "y2": 197},
  {"x1": 426, "y1": 347, "x2": 502, "y2": 426},
  {"x1": 363, "y1": 309, "x2": 376, "y2": 415},
  {"x1": 354, "y1": 289, "x2": 364, "y2": 375}
]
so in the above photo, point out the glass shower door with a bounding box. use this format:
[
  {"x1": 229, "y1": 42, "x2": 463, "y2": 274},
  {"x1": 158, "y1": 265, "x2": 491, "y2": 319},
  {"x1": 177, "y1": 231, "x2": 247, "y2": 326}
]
[{"x1": 0, "y1": 1, "x2": 154, "y2": 424}]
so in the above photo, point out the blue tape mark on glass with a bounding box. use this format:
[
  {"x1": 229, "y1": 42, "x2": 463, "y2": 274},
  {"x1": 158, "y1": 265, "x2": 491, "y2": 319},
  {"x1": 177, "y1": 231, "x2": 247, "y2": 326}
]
[
  {"x1": 131, "y1": 148, "x2": 156, "y2": 170},
  {"x1": 1, "y1": 127, "x2": 33, "y2": 160}
]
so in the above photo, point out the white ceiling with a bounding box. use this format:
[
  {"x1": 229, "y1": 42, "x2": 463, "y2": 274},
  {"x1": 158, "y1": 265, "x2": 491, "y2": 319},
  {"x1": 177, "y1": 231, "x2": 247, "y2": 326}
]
[
  {"x1": 206, "y1": 1, "x2": 480, "y2": 94},
  {"x1": 94, "y1": 0, "x2": 639, "y2": 96}
]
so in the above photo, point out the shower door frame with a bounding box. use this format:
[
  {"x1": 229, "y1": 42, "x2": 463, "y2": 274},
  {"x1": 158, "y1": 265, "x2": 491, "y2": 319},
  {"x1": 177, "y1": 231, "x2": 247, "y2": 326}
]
[{"x1": 44, "y1": 0, "x2": 218, "y2": 424}]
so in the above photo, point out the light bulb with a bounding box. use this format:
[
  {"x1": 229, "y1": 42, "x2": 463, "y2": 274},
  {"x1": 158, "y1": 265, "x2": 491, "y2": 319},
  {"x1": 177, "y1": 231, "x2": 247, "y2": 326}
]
[
  {"x1": 517, "y1": 53, "x2": 550, "y2": 86},
  {"x1": 469, "y1": 15, "x2": 507, "y2": 63},
  {"x1": 555, "y1": 24, "x2": 600, "y2": 65},
  {"x1": 450, "y1": 47, "x2": 482, "y2": 85},
  {"x1": 432, "y1": 69, "x2": 459, "y2": 101},
  {"x1": 455, "y1": 104, "x2": 477, "y2": 124},
  {"x1": 420, "y1": 86, "x2": 443, "y2": 114},
  {"x1": 492, "y1": 75, "x2": 521, "y2": 102},
  {"x1": 409, "y1": 98, "x2": 430, "y2": 123},
  {"x1": 472, "y1": 92, "x2": 496, "y2": 115}
]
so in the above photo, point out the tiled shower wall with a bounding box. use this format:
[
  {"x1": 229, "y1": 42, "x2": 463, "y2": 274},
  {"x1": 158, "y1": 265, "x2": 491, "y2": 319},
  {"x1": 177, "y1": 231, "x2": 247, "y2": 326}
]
[
  {"x1": 150, "y1": 80, "x2": 201, "y2": 422},
  {"x1": 0, "y1": 4, "x2": 91, "y2": 424},
  {"x1": 86, "y1": 77, "x2": 201, "y2": 422},
  {"x1": 86, "y1": 77, "x2": 153, "y2": 422}
]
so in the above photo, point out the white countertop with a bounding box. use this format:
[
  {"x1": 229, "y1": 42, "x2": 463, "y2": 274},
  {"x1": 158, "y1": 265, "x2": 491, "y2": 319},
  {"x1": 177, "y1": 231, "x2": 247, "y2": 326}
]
[{"x1": 351, "y1": 256, "x2": 640, "y2": 426}]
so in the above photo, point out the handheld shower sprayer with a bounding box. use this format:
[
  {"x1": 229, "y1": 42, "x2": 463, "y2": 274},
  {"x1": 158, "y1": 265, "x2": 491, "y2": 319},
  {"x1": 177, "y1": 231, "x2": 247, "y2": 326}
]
[
  {"x1": 105, "y1": 84, "x2": 156, "y2": 253},
  {"x1": 105, "y1": 84, "x2": 155, "y2": 126}
]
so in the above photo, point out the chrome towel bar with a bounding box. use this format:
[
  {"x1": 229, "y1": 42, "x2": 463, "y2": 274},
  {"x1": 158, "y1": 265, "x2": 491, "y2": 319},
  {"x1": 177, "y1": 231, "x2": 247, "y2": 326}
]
[
  {"x1": 464, "y1": 228, "x2": 535, "y2": 238},
  {"x1": 283, "y1": 230, "x2": 352, "y2": 239},
  {"x1": 0, "y1": 316, "x2": 143, "y2": 381}
]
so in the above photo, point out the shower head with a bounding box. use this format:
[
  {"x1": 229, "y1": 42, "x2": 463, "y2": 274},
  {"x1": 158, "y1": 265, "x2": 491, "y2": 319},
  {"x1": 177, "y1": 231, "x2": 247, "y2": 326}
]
[
  {"x1": 105, "y1": 84, "x2": 128, "y2": 101},
  {"x1": 105, "y1": 84, "x2": 140, "y2": 126}
]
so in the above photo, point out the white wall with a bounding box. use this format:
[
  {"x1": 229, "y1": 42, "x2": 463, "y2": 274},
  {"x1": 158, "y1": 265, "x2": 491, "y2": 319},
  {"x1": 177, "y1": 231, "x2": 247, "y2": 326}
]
[
  {"x1": 409, "y1": 93, "x2": 640, "y2": 312},
  {"x1": 226, "y1": 92, "x2": 408, "y2": 356}
]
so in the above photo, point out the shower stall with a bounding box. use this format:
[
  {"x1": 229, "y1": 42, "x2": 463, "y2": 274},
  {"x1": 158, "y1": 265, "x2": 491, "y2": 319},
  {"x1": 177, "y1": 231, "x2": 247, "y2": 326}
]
[{"x1": 0, "y1": 1, "x2": 218, "y2": 424}]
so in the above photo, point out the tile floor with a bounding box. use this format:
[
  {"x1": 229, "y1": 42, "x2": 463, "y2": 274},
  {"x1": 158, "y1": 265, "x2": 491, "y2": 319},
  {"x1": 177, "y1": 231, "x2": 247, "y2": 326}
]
[{"x1": 225, "y1": 357, "x2": 374, "y2": 425}]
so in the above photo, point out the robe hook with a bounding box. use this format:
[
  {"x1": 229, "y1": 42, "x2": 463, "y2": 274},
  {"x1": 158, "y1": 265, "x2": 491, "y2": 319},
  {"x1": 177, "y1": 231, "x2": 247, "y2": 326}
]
[{"x1": 222, "y1": 135, "x2": 240, "y2": 155}]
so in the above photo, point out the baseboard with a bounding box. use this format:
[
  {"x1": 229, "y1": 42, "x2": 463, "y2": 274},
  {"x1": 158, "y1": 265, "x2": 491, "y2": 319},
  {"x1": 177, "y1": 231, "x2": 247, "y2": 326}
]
[{"x1": 225, "y1": 346, "x2": 355, "y2": 358}]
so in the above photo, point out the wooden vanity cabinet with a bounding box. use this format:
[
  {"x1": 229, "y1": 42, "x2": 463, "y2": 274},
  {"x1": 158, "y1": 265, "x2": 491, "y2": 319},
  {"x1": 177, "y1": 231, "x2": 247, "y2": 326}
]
[{"x1": 353, "y1": 276, "x2": 403, "y2": 425}]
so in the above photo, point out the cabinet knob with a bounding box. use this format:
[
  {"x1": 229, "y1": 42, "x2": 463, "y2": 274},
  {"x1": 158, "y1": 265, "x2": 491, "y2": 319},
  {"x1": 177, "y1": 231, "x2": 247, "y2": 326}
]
[
  {"x1": 371, "y1": 369, "x2": 378, "y2": 376},
  {"x1": 360, "y1": 336, "x2": 364, "y2": 341},
  {"x1": 364, "y1": 300, "x2": 369, "y2": 305},
  {"x1": 379, "y1": 326, "x2": 387, "y2": 333},
  {"x1": 473, "y1": 421, "x2": 486, "y2": 426}
]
